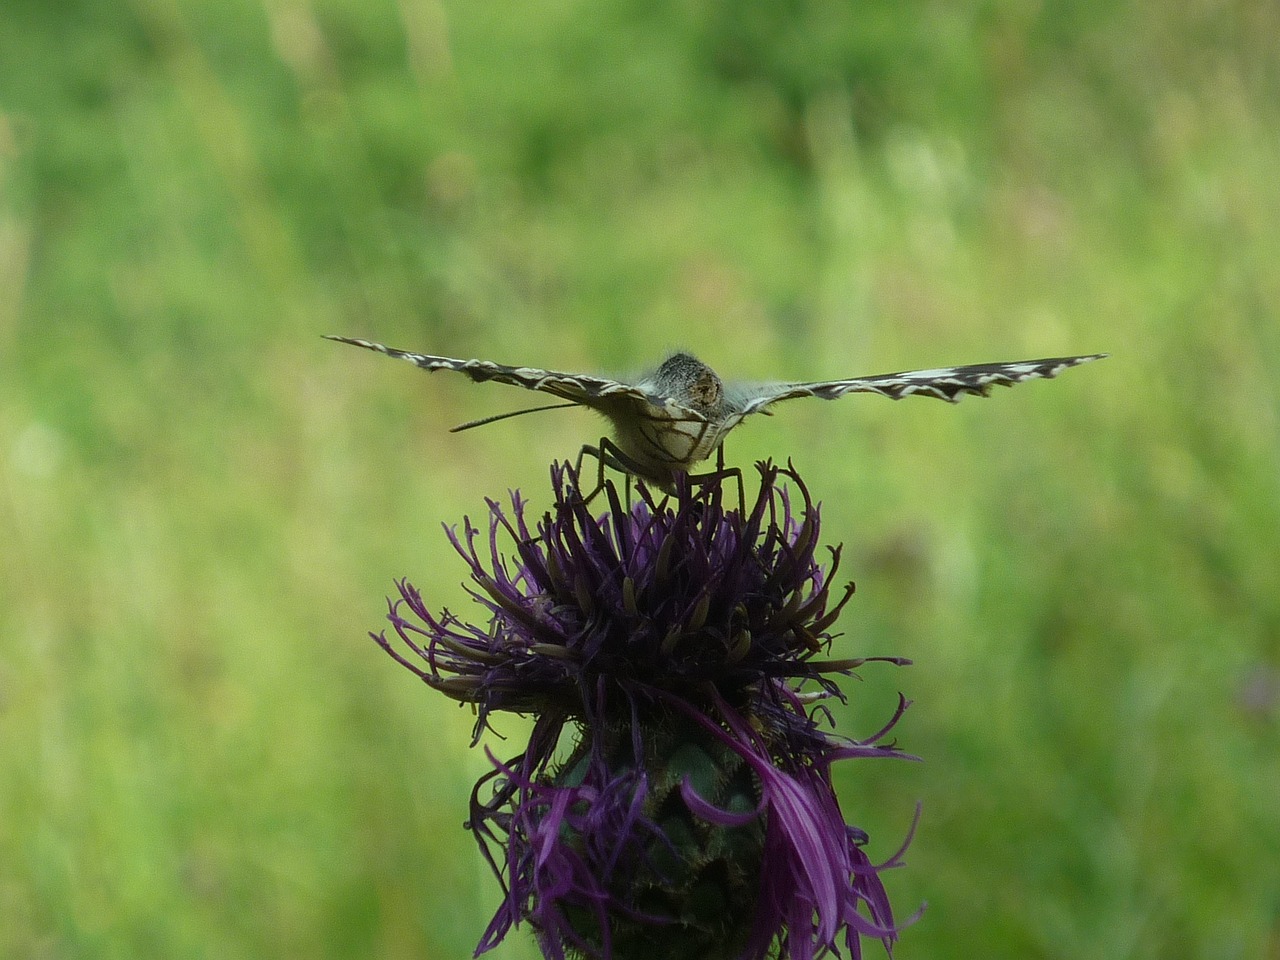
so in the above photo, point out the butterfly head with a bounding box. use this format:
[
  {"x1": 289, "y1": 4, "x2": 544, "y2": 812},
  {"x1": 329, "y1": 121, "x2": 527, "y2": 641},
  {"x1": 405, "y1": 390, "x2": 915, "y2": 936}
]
[{"x1": 652, "y1": 352, "x2": 725, "y2": 417}]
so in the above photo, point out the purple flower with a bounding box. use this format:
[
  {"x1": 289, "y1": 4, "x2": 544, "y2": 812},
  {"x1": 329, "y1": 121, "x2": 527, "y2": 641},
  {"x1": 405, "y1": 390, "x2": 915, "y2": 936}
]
[{"x1": 374, "y1": 462, "x2": 917, "y2": 959}]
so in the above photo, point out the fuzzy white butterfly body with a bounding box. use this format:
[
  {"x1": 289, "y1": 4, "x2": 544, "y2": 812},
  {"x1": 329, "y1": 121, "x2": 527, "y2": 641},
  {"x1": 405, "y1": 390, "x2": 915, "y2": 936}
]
[{"x1": 327, "y1": 336, "x2": 1105, "y2": 488}]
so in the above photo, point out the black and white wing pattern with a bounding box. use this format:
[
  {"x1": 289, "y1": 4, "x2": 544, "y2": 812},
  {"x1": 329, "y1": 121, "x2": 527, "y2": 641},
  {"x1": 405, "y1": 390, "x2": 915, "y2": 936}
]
[
  {"x1": 324, "y1": 336, "x2": 656, "y2": 409},
  {"x1": 328, "y1": 335, "x2": 1106, "y2": 486},
  {"x1": 327, "y1": 336, "x2": 725, "y2": 485},
  {"x1": 729, "y1": 355, "x2": 1108, "y2": 418}
]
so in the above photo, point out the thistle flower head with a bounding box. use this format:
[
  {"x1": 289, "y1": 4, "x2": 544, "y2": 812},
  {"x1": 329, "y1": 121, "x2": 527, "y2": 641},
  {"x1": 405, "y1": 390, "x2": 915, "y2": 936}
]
[{"x1": 376, "y1": 462, "x2": 915, "y2": 960}]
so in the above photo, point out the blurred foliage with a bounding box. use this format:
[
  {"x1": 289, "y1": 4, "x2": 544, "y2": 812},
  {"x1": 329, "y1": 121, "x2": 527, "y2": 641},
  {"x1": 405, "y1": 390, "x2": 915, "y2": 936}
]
[{"x1": 2, "y1": 0, "x2": 1279, "y2": 958}]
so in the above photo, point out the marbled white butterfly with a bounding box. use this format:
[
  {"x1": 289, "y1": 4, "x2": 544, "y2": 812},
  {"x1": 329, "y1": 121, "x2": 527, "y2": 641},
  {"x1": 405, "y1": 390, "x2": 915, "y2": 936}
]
[{"x1": 327, "y1": 336, "x2": 1105, "y2": 489}]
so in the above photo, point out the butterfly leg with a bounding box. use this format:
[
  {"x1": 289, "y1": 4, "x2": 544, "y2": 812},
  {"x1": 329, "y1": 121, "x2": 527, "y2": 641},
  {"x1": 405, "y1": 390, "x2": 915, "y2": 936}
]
[
  {"x1": 689, "y1": 465, "x2": 745, "y2": 517},
  {"x1": 577, "y1": 437, "x2": 673, "y2": 505},
  {"x1": 683, "y1": 442, "x2": 744, "y2": 516},
  {"x1": 576, "y1": 438, "x2": 629, "y2": 505},
  {"x1": 717, "y1": 443, "x2": 745, "y2": 517},
  {"x1": 571, "y1": 443, "x2": 603, "y2": 505}
]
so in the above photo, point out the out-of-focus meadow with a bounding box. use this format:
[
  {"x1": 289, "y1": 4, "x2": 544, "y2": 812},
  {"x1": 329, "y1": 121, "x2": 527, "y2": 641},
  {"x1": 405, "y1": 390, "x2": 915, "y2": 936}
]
[{"x1": 2, "y1": 0, "x2": 1278, "y2": 957}]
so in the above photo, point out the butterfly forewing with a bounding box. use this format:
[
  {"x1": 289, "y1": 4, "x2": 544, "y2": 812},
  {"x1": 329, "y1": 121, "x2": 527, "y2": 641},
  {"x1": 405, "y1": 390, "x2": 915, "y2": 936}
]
[
  {"x1": 732, "y1": 355, "x2": 1107, "y2": 416},
  {"x1": 323, "y1": 336, "x2": 656, "y2": 409}
]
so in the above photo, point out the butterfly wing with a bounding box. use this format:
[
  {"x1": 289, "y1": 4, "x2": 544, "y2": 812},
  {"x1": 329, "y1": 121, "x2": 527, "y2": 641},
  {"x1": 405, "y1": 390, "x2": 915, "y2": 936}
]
[
  {"x1": 327, "y1": 336, "x2": 719, "y2": 485},
  {"x1": 732, "y1": 354, "x2": 1107, "y2": 416},
  {"x1": 325, "y1": 336, "x2": 655, "y2": 409}
]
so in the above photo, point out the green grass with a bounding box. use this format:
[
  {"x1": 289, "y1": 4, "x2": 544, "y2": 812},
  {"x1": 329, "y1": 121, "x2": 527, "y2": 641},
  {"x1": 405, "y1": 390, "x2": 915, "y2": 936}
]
[{"x1": 2, "y1": 0, "x2": 1278, "y2": 957}]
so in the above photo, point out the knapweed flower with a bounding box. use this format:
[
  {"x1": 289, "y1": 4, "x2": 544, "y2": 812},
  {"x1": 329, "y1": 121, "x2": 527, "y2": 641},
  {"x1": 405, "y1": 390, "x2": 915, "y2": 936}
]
[{"x1": 375, "y1": 461, "x2": 916, "y2": 960}]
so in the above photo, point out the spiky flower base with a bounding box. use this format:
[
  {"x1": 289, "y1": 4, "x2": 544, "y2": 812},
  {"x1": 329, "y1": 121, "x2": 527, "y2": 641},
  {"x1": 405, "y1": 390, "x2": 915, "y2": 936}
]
[
  {"x1": 552, "y1": 711, "x2": 765, "y2": 960},
  {"x1": 375, "y1": 462, "x2": 915, "y2": 960}
]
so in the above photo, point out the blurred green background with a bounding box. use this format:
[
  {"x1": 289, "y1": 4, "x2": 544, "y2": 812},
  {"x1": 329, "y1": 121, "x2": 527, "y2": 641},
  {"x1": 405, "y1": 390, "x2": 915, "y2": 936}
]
[{"x1": 3, "y1": 0, "x2": 1278, "y2": 957}]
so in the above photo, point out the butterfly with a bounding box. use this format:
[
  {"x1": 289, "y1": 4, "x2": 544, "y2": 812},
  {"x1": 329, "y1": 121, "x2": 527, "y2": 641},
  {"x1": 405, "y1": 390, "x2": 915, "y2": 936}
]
[{"x1": 327, "y1": 336, "x2": 1106, "y2": 490}]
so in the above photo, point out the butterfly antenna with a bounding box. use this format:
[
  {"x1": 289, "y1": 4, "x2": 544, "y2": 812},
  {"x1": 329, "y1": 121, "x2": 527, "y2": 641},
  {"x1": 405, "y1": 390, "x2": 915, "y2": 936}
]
[{"x1": 450, "y1": 402, "x2": 580, "y2": 433}]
